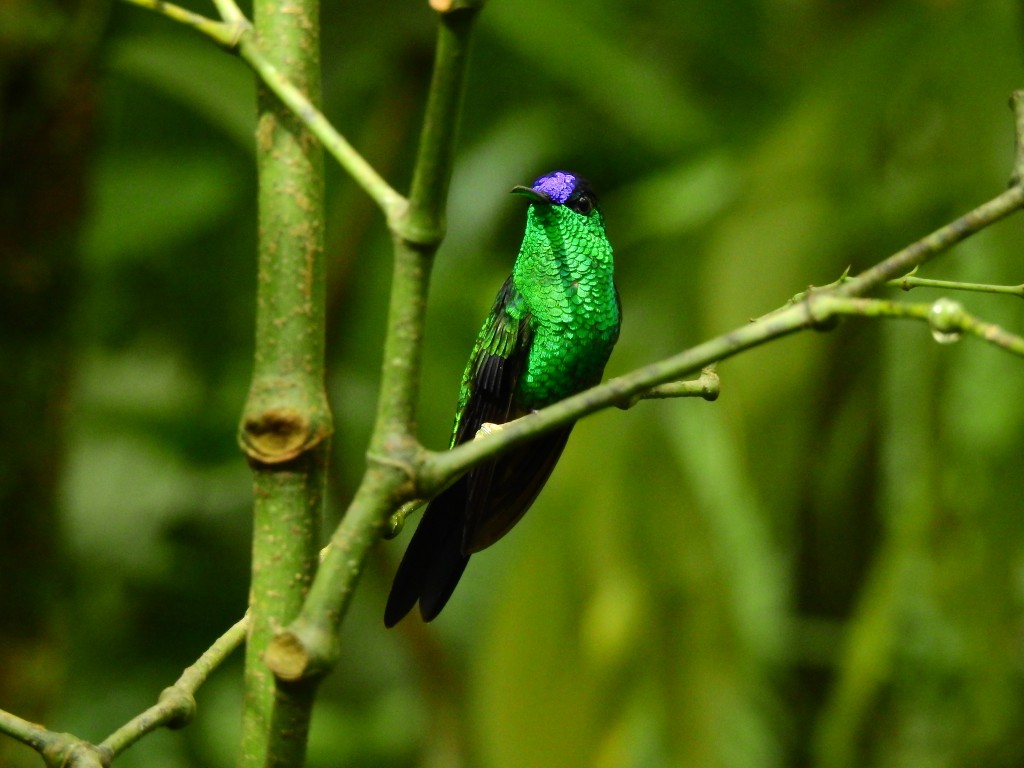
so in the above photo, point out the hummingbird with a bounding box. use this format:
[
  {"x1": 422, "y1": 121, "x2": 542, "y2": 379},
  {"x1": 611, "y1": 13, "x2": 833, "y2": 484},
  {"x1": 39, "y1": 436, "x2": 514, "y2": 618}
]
[{"x1": 384, "y1": 170, "x2": 621, "y2": 627}]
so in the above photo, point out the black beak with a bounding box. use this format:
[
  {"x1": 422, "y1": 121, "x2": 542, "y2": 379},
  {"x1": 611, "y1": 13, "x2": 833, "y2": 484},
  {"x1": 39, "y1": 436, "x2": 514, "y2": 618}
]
[{"x1": 511, "y1": 185, "x2": 551, "y2": 203}]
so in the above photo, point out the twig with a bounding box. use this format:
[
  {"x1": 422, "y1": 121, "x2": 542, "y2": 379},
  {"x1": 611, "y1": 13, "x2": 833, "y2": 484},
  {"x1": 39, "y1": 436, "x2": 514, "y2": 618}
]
[
  {"x1": 237, "y1": 39, "x2": 406, "y2": 222},
  {"x1": 99, "y1": 615, "x2": 248, "y2": 757},
  {"x1": 0, "y1": 709, "x2": 51, "y2": 754},
  {"x1": 0, "y1": 617, "x2": 247, "y2": 765},
  {"x1": 115, "y1": 0, "x2": 405, "y2": 220},
  {"x1": 834, "y1": 185, "x2": 1024, "y2": 297},
  {"x1": 616, "y1": 366, "x2": 720, "y2": 409},
  {"x1": 117, "y1": 0, "x2": 240, "y2": 46},
  {"x1": 807, "y1": 295, "x2": 1024, "y2": 356},
  {"x1": 889, "y1": 272, "x2": 1024, "y2": 298},
  {"x1": 211, "y1": 0, "x2": 246, "y2": 25}
]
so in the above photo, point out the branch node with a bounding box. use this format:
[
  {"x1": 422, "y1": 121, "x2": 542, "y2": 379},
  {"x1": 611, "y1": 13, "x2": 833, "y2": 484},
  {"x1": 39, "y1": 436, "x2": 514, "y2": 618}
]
[
  {"x1": 699, "y1": 366, "x2": 721, "y2": 401},
  {"x1": 385, "y1": 500, "x2": 423, "y2": 539},
  {"x1": 157, "y1": 687, "x2": 197, "y2": 730},
  {"x1": 240, "y1": 406, "x2": 330, "y2": 463},
  {"x1": 42, "y1": 738, "x2": 107, "y2": 768},
  {"x1": 428, "y1": 0, "x2": 485, "y2": 14},
  {"x1": 927, "y1": 297, "x2": 966, "y2": 345},
  {"x1": 801, "y1": 287, "x2": 841, "y2": 332},
  {"x1": 265, "y1": 619, "x2": 339, "y2": 682}
]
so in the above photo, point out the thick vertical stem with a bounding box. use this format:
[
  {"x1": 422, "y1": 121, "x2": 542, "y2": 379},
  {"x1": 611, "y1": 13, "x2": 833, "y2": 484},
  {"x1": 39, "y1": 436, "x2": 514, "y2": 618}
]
[
  {"x1": 402, "y1": 7, "x2": 480, "y2": 244},
  {"x1": 263, "y1": 6, "x2": 480, "y2": 682},
  {"x1": 236, "y1": 0, "x2": 327, "y2": 761},
  {"x1": 374, "y1": 6, "x2": 481, "y2": 443}
]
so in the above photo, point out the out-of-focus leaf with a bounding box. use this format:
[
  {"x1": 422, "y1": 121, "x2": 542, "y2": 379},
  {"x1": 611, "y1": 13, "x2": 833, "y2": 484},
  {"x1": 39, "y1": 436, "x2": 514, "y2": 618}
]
[
  {"x1": 81, "y1": 151, "x2": 242, "y2": 265},
  {"x1": 106, "y1": 33, "x2": 256, "y2": 149},
  {"x1": 484, "y1": 0, "x2": 710, "y2": 153},
  {"x1": 607, "y1": 153, "x2": 739, "y2": 248}
]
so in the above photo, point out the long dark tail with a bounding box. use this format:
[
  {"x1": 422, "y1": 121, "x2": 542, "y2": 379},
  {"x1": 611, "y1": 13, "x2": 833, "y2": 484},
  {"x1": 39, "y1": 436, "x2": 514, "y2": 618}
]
[{"x1": 383, "y1": 481, "x2": 471, "y2": 627}]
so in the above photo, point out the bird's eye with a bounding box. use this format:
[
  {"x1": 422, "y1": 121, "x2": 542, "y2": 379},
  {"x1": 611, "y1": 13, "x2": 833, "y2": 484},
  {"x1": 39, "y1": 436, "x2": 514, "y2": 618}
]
[{"x1": 568, "y1": 194, "x2": 594, "y2": 216}]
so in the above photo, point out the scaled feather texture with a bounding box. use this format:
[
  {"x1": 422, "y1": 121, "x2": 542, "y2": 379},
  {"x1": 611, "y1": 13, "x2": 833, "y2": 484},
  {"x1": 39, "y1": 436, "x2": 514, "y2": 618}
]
[{"x1": 384, "y1": 170, "x2": 621, "y2": 626}]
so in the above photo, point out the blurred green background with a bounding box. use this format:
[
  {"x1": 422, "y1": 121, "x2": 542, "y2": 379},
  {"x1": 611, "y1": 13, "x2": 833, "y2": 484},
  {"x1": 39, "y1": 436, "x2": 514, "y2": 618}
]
[{"x1": 4, "y1": 0, "x2": 1024, "y2": 766}]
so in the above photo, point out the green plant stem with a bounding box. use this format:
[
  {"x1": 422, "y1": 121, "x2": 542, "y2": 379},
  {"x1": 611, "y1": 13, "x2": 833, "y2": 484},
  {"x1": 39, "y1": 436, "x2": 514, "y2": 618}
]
[
  {"x1": 421, "y1": 292, "x2": 1016, "y2": 491},
  {"x1": 115, "y1": 0, "x2": 404, "y2": 220},
  {"x1": 238, "y1": 38, "x2": 406, "y2": 221},
  {"x1": 100, "y1": 615, "x2": 248, "y2": 757},
  {"x1": 0, "y1": 715, "x2": 105, "y2": 768},
  {"x1": 210, "y1": 0, "x2": 245, "y2": 25},
  {"x1": 834, "y1": 184, "x2": 1024, "y2": 297},
  {"x1": 264, "y1": 7, "x2": 480, "y2": 681},
  {"x1": 403, "y1": 8, "x2": 479, "y2": 243},
  {"x1": 1011, "y1": 89, "x2": 1024, "y2": 185},
  {"x1": 117, "y1": 0, "x2": 240, "y2": 45},
  {"x1": 234, "y1": 0, "x2": 328, "y2": 758},
  {"x1": 810, "y1": 296, "x2": 1024, "y2": 354},
  {"x1": 889, "y1": 273, "x2": 1024, "y2": 298},
  {"x1": 616, "y1": 366, "x2": 719, "y2": 409},
  {"x1": 0, "y1": 709, "x2": 51, "y2": 754},
  {"x1": 0, "y1": 618, "x2": 247, "y2": 766}
]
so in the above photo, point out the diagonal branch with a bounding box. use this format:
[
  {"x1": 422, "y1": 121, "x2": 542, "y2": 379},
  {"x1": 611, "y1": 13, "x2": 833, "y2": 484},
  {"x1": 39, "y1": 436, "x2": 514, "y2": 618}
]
[
  {"x1": 889, "y1": 271, "x2": 1024, "y2": 298},
  {"x1": 237, "y1": 38, "x2": 407, "y2": 221},
  {"x1": 419, "y1": 181, "x2": 1024, "y2": 496},
  {"x1": 833, "y1": 185, "x2": 1024, "y2": 298},
  {"x1": 116, "y1": 0, "x2": 406, "y2": 220},
  {"x1": 0, "y1": 616, "x2": 247, "y2": 766},
  {"x1": 99, "y1": 615, "x2": 248, "y2": 757},
  {"x1": 616, "y1": 365, "x2": 720, "y2": 409},
  {"x1": 118, "y1": 0, "x2": 242, "y2": 46}
]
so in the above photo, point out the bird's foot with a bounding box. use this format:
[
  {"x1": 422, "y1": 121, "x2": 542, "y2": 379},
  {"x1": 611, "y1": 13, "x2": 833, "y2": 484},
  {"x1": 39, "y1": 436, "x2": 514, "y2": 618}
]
[{"x1": 475, "y1": 421, "x2": 505, "y2": 440}]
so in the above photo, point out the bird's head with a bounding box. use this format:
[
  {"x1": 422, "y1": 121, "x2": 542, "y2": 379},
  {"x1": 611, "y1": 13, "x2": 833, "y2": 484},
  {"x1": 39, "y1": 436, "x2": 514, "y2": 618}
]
[{"x1": 511, "y1": 170, "x2": 599, "y2": 217}]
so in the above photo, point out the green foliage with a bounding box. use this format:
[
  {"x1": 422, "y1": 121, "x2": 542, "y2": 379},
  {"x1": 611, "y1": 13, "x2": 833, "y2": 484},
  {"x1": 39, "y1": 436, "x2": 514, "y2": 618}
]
[{"x1": 7, "y1": 0, "x2": 1024, "y2": 766}]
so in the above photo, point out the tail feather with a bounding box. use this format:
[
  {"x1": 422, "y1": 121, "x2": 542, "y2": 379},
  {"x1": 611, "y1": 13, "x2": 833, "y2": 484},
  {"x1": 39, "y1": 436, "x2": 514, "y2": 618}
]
[{"x1": 384, "y1": 482, "x2": 470, "y2": 627}]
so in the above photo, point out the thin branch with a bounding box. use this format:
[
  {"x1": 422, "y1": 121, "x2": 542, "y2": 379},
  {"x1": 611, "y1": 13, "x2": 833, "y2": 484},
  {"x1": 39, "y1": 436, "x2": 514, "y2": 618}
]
[
  {"x1": 889, "y1": 272, "x2": 1024, "y2": 298},
  {"x1": 0, "y1": 709, "x2": 106, "y2": 767},
  {"x1": 264, "y1": 475, "x2": 396, "y2": 680},
  {"x1": 210, "y1": 0, "x2": 246, "y2": 25},
  {"x1": 419, "y1": 310, "x2": 803, "y2": 493},
  {"x1": 99, "y1": 615, "x2": 248, "y2": 757},
  {"x1": 616, "y1": 366, "x2": 720, "y2": 409},
  {"x1": 402, "y1": 7, "x2": 480, "y2": 243},
  {"x1": 116, "y1": 0, "x2": 405, "y2": 220},
  {"x1": 833, "y1": 184, "x2": 1024, "y2": 297},
  {"x1": 0, "y1": 617, "x2": 247, "y2": 765},
  {"x1": 421, "y1": 285, "x2": 1024, "y2": 496},
  {"x1": 808, "y1": 295, "x2": 1024, "y2": 356},
  {"x1": 0, "y1": 708, "x2": 51, "y2": 753},
  {"x1": 237, "y1": 38, "x2": 406, "y2": 221},
  {"x1": 118, "y1": 0, "x2": 241, "y2": 46}
]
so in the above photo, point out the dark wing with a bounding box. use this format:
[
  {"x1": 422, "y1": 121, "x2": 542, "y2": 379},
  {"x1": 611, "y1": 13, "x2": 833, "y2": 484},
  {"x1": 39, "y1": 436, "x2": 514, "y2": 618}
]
[
  {"x1": 384, "y1": 277, "x2": 530, "y2": 626},
  {"x1": 462, "y1": 425, "x2": 572, "y2": 552},
  {"x1": 464, "y1": 283, "x2": 620, "y2": 550},
  {"x1": 383, "y1": 481, "x2": 470, "y2": 626}
]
